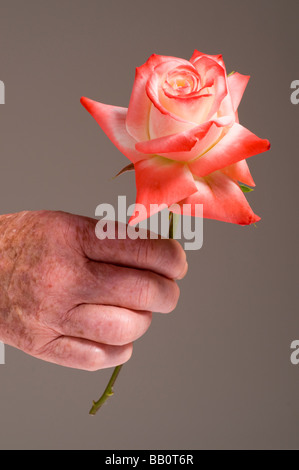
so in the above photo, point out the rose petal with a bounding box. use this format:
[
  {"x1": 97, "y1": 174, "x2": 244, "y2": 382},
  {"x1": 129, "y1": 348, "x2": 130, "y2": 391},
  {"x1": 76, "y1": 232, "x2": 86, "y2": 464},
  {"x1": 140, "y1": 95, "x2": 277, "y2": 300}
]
[
  {"x1": 149, "y1": 104, "x2": 197, "y2": 140},
  {"x1": 170, "y1": 172, "x2": 260, "y2": 225},
  {"x1": 221, "y1": 160, "x2": 255, "y2": 187},
  {"x1": 163, "y1": 64, "x2": 201, "y2": 97},
  {"x1": 191, "y1": 56, "x2": 228, "y2": 120},
  {"x1": 146, "y1": 59, "x2": 203, "y2": 124},
  {"x1": 129, "y1": 156, "x2": 198, "y2": 225},
  {"x1": 189, "y1": 123, "x2": 271, "y2": 177},
  {"x1": 228, "y1": 72, "x2": 250, "y2": 111},
  {"x1": 190, "y1": 50, "x2": 226, "y2": 69},
  {"x1": 136, "y1": 116, "x2": 233, "y2": 162},
  {"x1": 126, "y1": 54, "x2": 183, "y2": 142},
  {"x1": 80, "y1": 97, "x2": 148, "y2": 164},
  {"x1": 217, "y1": 79, "x2": 235, "y2": 119}
]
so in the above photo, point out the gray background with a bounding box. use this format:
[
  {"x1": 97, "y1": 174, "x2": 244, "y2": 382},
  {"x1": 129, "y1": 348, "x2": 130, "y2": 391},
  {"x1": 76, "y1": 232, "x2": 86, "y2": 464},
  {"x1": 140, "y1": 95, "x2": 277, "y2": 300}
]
[{"x1": 0, "y1": 0, "x2": 298, "y2": 450}]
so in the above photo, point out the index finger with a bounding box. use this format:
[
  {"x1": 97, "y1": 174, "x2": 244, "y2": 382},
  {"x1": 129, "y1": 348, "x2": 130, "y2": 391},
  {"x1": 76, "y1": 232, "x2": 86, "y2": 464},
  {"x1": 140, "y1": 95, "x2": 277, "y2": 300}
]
[{"x1": 76, "y1": 217, "x2": 188, "y2": 281}]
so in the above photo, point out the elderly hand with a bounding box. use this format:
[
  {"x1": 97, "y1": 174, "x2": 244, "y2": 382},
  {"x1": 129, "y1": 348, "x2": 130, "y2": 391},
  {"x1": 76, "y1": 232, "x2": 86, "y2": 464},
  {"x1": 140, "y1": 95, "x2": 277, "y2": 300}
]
[{"x1": 0, "y1": 211, "x2": 187, "y2": 370}]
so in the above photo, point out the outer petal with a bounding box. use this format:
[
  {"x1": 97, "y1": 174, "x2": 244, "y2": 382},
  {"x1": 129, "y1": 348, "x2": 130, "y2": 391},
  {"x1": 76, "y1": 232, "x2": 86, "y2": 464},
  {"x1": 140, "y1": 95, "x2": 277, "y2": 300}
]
[
  {"x1": 221, "y1": 160, "x2": 255, "y2": 187},
  {"x1": 189, "y1": 123, "x2": 271, "y2": 177},
  {"x1": 149, "y1": 104, "x2": 197, "y2": 140},
  {"x1": 217, "y1": 79, "x2": 235, "y2": 119},
  {"x1": 80, "y1": 97, "x2": 147, "y2": 164},
  {"x1": 170, "y1": 172, "x2": 260, "y2": 225},
  {"x1": 136, "y1": 116, "x2": 233, "y2": 162},
  {"x1": 126, "y1": 54, "x2": 180, "y2": 142},
  {"x1": 129, "y1": 157, "x2": 198, "y2": 225},
  {"x1": 191, "y1": 56, "x2": 228, "y2": 121},
  {"x1": 228, "y1": 73, "x2": 250, "y2": 111},
  {"x1": 190, "y1": 50, "x2": 226, "y2": 69}
]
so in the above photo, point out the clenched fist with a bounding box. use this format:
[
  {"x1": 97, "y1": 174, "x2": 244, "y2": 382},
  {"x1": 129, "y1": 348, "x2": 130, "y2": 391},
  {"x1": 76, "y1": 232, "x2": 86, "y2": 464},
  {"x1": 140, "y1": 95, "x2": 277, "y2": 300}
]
[{"x1": 0, "y1": 211, "x2": 187, "y2": 370}]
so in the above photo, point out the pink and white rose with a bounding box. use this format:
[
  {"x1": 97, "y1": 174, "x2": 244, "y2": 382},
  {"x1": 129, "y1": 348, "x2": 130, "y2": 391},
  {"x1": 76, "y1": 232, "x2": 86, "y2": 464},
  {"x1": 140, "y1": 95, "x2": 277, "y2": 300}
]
[{"x1": 81, "y1": 50, "x2": 270, "y2": 225}]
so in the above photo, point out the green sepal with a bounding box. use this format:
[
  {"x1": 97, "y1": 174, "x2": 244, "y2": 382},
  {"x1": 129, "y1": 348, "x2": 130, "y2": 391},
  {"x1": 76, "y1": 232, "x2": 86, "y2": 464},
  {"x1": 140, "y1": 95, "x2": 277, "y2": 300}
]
[
  {"x1": 113, "y1": 163, "x2": 135, "y2": 179},
  {"x1": 239, "y1": 183, "x2": 254, "y2": 193}
]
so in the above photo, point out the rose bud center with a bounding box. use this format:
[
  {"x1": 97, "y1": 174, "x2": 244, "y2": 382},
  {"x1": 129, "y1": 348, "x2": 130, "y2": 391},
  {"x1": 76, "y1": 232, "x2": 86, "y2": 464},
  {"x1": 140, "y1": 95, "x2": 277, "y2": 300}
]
[{"x1": 163, "y1": 68, "x2": 200, "y2": 98}]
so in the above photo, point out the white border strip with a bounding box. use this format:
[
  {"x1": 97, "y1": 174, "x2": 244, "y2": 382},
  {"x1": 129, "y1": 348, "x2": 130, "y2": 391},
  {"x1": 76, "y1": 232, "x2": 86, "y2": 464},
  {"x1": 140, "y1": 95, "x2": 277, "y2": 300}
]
[{"x1": 0, "y1": 341, "x2": 5, "y2": 364}]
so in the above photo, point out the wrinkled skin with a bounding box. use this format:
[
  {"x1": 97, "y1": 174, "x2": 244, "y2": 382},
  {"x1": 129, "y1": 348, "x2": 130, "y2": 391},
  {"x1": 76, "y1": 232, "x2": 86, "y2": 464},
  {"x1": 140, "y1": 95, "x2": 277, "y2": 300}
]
[{"x1": 0, "y1": 211, "x2": 187, "y2": 370}]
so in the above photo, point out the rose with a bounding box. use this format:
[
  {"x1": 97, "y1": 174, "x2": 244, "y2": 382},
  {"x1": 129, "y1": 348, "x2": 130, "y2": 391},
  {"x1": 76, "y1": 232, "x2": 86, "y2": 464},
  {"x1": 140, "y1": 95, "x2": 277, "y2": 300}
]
[
  {"x1": 81, "y1": 51, "x2": 271, "y2": 415},
  {"x1": 81, "y1": 50, "x2": 270, "y2": 225}
]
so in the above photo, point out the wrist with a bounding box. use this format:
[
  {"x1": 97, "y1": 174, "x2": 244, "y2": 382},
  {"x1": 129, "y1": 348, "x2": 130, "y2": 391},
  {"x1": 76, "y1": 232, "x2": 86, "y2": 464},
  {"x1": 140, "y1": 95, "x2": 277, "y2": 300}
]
[{"x1": 0, "y1": 212, "x2": 27, "y2": 344}]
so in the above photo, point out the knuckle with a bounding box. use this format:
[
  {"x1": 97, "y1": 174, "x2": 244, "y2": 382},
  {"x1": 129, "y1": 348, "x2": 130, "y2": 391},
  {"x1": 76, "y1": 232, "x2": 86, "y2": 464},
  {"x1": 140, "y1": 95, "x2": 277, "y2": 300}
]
[
  {"x1": 114, "y1": 311, "x2": 152, "y2": 346},
  {"x1": 119, "y1": 343, "x2": 133, "y2": 365},
  {"x1": 139, "y1": 311, "x2": 153, "y2": 336},
  {"x1": 34, "y1": 336, "x2": 61, "y2": 359},
  {"x1": 112, "y1": 317, "x2": 131, "y2": 346},
  {"x1": 85, "y1": 354, "x2": 104, "y2": 372},
  {"x1": 56, "y1": 307, "x2": 74, "y2": 333},
  {"x1": 164, "y1": 281, "x2": 180, "y2": 313},
  {"x1": 167, "y1": 239, "x2": 187, "y2": 278},
  {"x1": 76, "y1": 344, "x2": 105, "y2": 372},
  {"x1": 136, "y1": 274, "x2": 152, "y2": 310},
  {"x1": 136, "y1": 239, "x2": 154, "y2": 266},
  {"x1": 94, "y1": 344, "x2": 133, "y2": 370}
]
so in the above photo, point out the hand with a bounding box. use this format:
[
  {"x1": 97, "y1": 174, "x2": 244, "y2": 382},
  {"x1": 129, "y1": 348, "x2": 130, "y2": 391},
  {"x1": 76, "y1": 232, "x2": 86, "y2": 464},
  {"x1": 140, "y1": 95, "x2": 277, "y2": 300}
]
[{"x1": 0, "y1": 211, "x2": 187, "y2": 370}]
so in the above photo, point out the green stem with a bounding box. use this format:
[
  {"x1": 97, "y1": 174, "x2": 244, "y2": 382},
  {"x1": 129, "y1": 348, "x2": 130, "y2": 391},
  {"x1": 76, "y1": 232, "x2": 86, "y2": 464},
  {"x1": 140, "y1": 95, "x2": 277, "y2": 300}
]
[
  {"x1": 89, "y1": 364, "x2": 123, "y2": 415},
  {"x1": 169, "y1": 211, "x2": 179, "y2": 240},
  {"x1": 89, "y1": 212, "x2": 179, "y2": 416}
]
